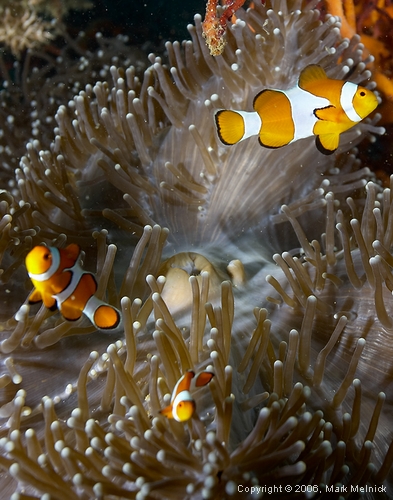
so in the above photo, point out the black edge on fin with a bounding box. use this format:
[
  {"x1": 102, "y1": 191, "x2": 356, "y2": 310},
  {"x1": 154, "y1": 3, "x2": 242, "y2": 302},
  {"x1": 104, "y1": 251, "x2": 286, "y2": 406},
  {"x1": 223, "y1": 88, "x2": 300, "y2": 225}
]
[
  {"x1": 252, "y1": 88, "x2": 268, "y2": 108},
  {"x1": 313, "y1": 105, "x2": 334, "y2": 120},
  {"x1": 258, "y1": 137, "x2": 281, "y2": 149},
  {"x1": 214, "y1": 110, "x2": 232, "y2": 146},
  {"x1": 315, "y1": 136, "x2": 336, "y2": 155},
  {"x1": 28, "y1": 296, "x2": 58, "y2": 311},
  {"x1": 28, "y1": 297, "x2": 42, "y2": 306},
  {"x1": 62, "y1": 315, "x2": 81, "y2": 322}
]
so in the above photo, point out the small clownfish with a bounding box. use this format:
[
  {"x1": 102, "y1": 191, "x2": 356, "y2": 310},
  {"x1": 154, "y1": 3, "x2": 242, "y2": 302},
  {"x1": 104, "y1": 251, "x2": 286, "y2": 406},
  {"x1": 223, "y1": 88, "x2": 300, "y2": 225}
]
[
  {"x1": 25, "y1": 244, "x2": 121, "y2": 330},
  {"x1": 159, "y1": 370, "x2": 214, "y2": 422},
  {"x1": 214, "y1": 64, "x2": 378, "y2": 155}
]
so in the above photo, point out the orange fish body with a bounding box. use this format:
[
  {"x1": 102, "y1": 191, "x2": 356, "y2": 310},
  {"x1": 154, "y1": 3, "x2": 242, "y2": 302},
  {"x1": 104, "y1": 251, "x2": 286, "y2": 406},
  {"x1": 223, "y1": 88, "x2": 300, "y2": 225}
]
[
  {"x1": 215, "y1": 65, "x2": 378, "y2": 154},
  {"x1": 25, "y1": 244, "x2": 121, "y2": 330},
  {"x1": 159, "y1": 370, "x2": 214, "y2": 422}
]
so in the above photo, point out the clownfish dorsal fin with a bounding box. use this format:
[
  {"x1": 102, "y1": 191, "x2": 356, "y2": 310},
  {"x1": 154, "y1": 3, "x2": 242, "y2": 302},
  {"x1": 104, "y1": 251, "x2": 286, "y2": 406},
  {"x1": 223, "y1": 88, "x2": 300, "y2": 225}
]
[
  {"x1": 172, "y1": 370, "x2": 195, "y2": 400},
  {"x1": 298, "y1": 65, "x2": 328, "y2": 92},
  {"x1": 64, "y1": 243, "x2": 81, "y2": 261},
  {"x1": 254, "y1": 89, "x2": 294, "y2": 148},
  {"x1": 253, "y1": 88, "x2": 279, "y2": 115}
]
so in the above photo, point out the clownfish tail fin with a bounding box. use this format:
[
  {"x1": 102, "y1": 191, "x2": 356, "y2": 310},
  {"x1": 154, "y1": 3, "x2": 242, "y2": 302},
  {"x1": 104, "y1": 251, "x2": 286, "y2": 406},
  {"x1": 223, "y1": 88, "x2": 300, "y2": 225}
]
[
  {"x1": 215, "y1": 109, "x2": 245, "y2": 145},
  {"x1": 84, "y1": 295, "x2": 122, "y2": 330},
  {"x1": 95, "y1": 304, "x2": 121, "y2": 330}
]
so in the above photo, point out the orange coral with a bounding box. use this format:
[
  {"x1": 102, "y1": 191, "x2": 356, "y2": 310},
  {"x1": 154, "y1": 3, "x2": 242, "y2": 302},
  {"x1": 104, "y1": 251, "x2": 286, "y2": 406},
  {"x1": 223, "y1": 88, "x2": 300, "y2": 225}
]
[
  {"x1": 202, "y1": 0, "x2": 247, "y2": 56},
  {"x1": 324, "y1": 0, "x2": 393, "y2": 123}
]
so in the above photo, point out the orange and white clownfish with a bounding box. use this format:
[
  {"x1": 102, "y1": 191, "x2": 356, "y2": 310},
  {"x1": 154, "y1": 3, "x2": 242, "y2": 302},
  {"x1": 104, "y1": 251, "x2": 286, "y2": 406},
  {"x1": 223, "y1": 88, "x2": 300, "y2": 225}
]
[
  {"x1": 25, "y1": 244, "x2": 121, "y2": 330},
  {"x1": 214, "y1": 64, "x2": 378, "y2": 155},
  {"x1": 159, "y1": 370, "x2": 214, "y2": 422}
]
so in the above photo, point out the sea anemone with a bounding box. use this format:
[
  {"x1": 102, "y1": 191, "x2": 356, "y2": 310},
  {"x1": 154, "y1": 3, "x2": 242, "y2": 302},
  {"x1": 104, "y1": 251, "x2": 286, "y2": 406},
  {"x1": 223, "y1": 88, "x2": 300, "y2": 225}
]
[
  {"x1": 0, "y1": 0, "x2": 392, "y2": 498},
  {"x1": 0, "y1": 0, "x2": 93, "y2": 57}
]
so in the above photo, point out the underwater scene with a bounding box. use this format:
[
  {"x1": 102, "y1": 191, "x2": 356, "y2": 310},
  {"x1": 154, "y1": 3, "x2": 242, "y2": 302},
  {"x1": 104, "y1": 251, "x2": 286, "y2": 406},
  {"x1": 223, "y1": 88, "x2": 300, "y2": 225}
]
[{"x1": 0, "y1": 0, "x2": 392, "y2": 498}]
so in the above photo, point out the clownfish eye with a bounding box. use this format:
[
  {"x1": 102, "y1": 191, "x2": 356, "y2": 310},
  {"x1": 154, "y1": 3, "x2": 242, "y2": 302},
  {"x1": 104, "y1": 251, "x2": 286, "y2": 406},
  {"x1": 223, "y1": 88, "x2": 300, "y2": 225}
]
[
  {"x1": 43, "y1": 252, "x2": 51, "y2": 260},
  {"x1": 359, "y1": 90, "x2": 366, "y2": 97}
]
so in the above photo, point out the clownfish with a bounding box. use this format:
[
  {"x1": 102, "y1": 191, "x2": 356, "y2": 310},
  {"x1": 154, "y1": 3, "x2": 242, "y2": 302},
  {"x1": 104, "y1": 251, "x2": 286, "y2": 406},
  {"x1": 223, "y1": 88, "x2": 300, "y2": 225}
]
[
  {"x1": 25, "y1": 244, "x2": 121, "y2": 330},
  {"x1": 214, "y1": 64, "x2": 378, "y2": 155},
  {"x1": 159, "y1": 370, "x2": 214, "y2": 422}
]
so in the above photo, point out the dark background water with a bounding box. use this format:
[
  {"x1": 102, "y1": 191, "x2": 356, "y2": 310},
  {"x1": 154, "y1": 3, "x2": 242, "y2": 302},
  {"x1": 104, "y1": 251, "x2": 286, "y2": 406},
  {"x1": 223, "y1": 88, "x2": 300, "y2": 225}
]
[{"x1": 67, "y1": 0, "x2": 205, "y2": 48}]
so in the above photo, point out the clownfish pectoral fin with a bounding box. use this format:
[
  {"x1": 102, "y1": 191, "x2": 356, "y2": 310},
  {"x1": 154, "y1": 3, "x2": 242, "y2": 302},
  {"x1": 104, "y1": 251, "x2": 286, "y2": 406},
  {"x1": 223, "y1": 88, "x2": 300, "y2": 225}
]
[
  {"x1": 83, "y1": 295, "x2": 122, "y2": 330},
  {"x1": 29, "y1": 289, "x2": 58, "y2": 311},
  {"x1": 314, "y1": 106, "x2": 336, "y2": 122},
  {"x1": 298, "y1": 64, "x2": 328, "y2": 91},
  {"x1": 159, "y1": 404, "x2": 174, "y2": 419},
  {"x1": 215, "y1": 110, "x2": 245, "y2": 145},
  {"x1": 194, "y1": 371, "x2": 214, "y2": 387},
  {"x1": 315, "y1": 134, "x2": 339, "y2": 155}
]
